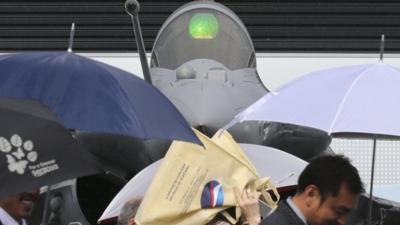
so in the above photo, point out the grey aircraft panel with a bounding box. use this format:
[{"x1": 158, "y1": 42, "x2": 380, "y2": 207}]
[{"x1": 150, "y1": 58, "x2": 266, "y2": 130}]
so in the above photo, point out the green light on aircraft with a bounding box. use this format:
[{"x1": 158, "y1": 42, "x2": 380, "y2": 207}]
[{"x1": 189, "y1": 13, "x2": 219, "y2": 39}]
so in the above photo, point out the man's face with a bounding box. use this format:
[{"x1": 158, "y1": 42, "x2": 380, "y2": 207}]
[
  {"x1": 307, "y1": 184, "x2": 358, "y2": 225},
  {"x1": 0, "y1": 189, "x2": 40, "y2": 221}
]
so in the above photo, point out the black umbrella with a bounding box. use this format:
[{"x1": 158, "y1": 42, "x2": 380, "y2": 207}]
[{"x1": 0, "y1": 98, "x2": 101, "y2": 197}]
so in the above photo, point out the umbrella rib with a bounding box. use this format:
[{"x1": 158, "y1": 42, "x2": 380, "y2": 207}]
[{"x1": 328, "y1": 65, "x2": 375, "y2": 134}]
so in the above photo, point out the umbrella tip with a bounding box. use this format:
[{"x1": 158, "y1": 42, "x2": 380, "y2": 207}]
[
  {"x1": 67, "y1": 23, "x2": 75, "y2": 53},
  {"x1": 379, "y1": 34, "x2": 385, "y2": 63}
]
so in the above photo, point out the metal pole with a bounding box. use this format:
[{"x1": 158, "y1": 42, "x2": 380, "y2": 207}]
[
  {"x1": 367, "y1": 136, "x2": 377, "y2": 225},
  {"x1": 67, "y1": 23, "x2": 75, "y2": 53},
  {"x1": 41, "y1": 186, "x2": 51, "y2": 225},
  {"x1": 125, "y1": 0, "x2": 152, "y2": 84},
  {"x1": 379, "y1": 34, "x2": 385, "y2": 62}
]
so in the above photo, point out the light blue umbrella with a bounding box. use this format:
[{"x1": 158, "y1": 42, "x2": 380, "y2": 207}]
[
  {"x1": 226, "y1": 63, "x2": 400, "y2": 136},
  {"x1": 224, "y1": 63, "x2": 400, "y2": 225}
]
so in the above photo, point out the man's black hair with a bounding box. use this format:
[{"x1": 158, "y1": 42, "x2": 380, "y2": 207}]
[{"x1": 297, "y1": 155, "x2": 364, "y2": 201}]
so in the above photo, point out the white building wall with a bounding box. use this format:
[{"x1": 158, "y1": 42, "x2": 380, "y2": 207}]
[{"x1": 85, "y1": 52, "x2": 400, "y2": 90}]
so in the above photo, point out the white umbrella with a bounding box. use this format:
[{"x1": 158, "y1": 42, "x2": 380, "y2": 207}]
[
  {"x1": 98, "y1": 159, "x2": 162, "y2": 223},
  {"x1": 98, "y1": 144, "x2": 307, "y2": 223},
  {"x1": 224, "y1": 63, "x2": 400, "y2": 225}
]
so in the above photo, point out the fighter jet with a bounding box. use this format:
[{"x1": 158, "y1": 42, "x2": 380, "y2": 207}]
[
  {"x1": 148, "y1": 0, "x2": 267, "y2": 134},
  {"x1": 136, "y1": 0, "x2": 332, "y2": 160}
]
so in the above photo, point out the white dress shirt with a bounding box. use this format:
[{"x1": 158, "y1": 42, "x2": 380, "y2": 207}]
[
  {"x1": 0, "y1": 207, "x2": 27, "y2": 225},
  {"x1": 286, "y1": 197, "x2": 308, "y2": 225}
]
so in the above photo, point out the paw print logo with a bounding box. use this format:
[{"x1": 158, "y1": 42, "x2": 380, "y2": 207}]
[{"x1": 0, "y1": 134, "x2": 37, "y2": 175}]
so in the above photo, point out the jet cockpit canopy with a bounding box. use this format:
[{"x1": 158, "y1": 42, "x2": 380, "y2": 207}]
[{"x1": 151, "y1": 0, "x2": 256, "y2": 70}]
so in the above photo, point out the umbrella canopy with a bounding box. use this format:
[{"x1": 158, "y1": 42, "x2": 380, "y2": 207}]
[
  {"x1": 0, "y1": 98, "x2": 101, "y2": 197},
  {"x1": 98, "y1": 143, "x2": 307, "y2": 223},
  {"x1": 225, "y1": 63, "x2": 400, "y2": 137},
  {"x1": 0, "y1": 51, "x2": 200, "y2": 144}
]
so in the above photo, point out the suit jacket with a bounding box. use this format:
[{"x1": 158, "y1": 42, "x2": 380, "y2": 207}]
[{"x1": 260, "y1": 200, "x2": 307, "y2": 225}]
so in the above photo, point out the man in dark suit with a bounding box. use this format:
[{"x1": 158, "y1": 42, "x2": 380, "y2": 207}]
[
  {"x1": 261, "y1": 155, "x2": 363, "y2": 225},
  {"x1": 0, "y1": 189, "x2": 39, "y2": 225}
]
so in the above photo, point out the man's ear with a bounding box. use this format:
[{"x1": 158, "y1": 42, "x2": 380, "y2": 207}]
[
  {"x1": 127, "y1": 218, "x2": 136, "y2": 225},
  {"x1": 304, "y1": 184, "x2": 320, "y2": 207}
]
